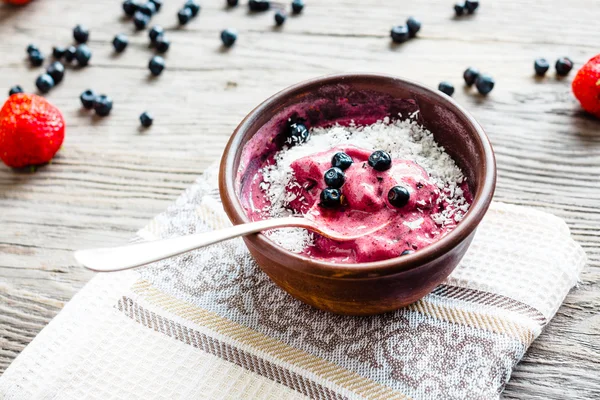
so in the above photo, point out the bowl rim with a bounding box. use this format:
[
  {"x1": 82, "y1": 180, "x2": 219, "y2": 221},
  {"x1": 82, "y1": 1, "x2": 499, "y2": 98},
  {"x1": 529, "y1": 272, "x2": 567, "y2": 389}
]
[{"x1": 219, "y1": 73, "x2": 496, "y2": 279}]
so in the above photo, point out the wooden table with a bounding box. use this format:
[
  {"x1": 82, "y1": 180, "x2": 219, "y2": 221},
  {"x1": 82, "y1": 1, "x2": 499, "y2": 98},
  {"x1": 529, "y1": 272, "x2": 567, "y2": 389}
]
[{"x1": 1, "y1": 0, "x2": 599, "y2": 397}]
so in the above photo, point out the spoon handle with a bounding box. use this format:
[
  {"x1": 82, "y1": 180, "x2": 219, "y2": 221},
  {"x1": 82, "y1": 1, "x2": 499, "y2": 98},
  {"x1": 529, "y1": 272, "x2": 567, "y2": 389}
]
[{"x1": 74, "y1": 217, "x2": 306, "y2": 272}]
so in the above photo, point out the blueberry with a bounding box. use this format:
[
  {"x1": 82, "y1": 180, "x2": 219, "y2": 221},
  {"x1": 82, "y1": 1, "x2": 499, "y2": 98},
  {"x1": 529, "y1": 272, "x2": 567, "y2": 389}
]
[
  {"x1": 320, "y1": 188, "x2": 342, "y2": 208},
  {"x1": 555, "y1": 57, "x2": 574, "y2": 76},
  {"x1": 46, "y1": 61, "x2": 65, "y2": 84},
  {"x1": 227, "y1": 0, "x2": 238, "y2": 6},
  {"x1": 149, "y1": 55, "x2": 165, "y2": 76},
  {"x1": 331, "y1": 152, "x2": 353, "y2": 170},
  {"x1": 534, "y1": 58, "x2": 549, "y2": 76},
  {"x1": 73, "y1": 24, "x2": 89, "y2": 44},
  {"x1": 9, "y1": 85, "x2": 24, "y2": 96},
  {"x1": 74, "y1": 44, "x2": 92, "y2": 67},
  {"x1": 324, "y1": 167, "x2": 345, "y2": 189},
  {"x1": 177, "y1": 7, "x2": 192, "y2": 25},
  {"x1": 221, "y1": 29, "x2": 237, "y2": 47},
  {"x1": 438, "y1": 81, "x2": 455, "y2": 96},
  {"x1": 52, "y1": 46, "x2": 67, "y2": 59},
  {"x1": 123, "y1": 0, "x2": 138, "y2": 16},
  {"x1": 368, "y1": 150, "x2": 392, "y2": 171},
  {"x1": 113, "y1": 34, "x2": 129, "y2": 53},
  {"x1": 138, "y1": 1, "x2": 156, "y2": 16},
  {"x1": 140, "y1": 111, "x2": 154, "y2": 127},
  {"x1": 291, "y1": 0, "x2": 304, "y2": 14},
  {"x1": 465, "y1": 0, "x2": 479, "y2": 13},
  {"x1": 406, "y1": 17, "x2": 421, "y2": 37},
  {"x1": 390, "y1": 25, "x2": 410, "y2": 44},
  {"x1": 454, "y1": 3, "x2": 465, "y2": 16},
  {"x1": 29, "y1": 50, "x2": 45, "y2": 67},
  {"x1": 27, "y1": 44, "x2": 39, "y2": 54},
  {"x1": 289, "y1": 122, "x2": 309, "y2": 143},
  {"x1": 463, "y1": 67, "x2": 480, "y2": 86},
  {"x1": 274, "y1": 10, "x2": 286, "y2": 26},
  {"x1": 155, "y1": 36, "x2": 170, "y2": 53},
  {"x1": 80, "y1": 89, "x2": 97, "y2": 109},
  {"x1": 150, "y1": 0, "x2": 162, "y2": 12},
  {"x1": 249, "y1": 0, "x2": 270, "y2": 12},
  {"x1": 134, "y1": 11, "x2": 150, "y2": 29},
  {"x1": 94, "y1": 95, "x2": 113, "y2": 117},
  {"x1": 35, "y1": 74, "x2": 54, "y2": 94},
  {"x1": 475, "y1": 74, "x2": 495, "y2": 95},
  {"x1": 388, "y1": 186, "x2": 410, "y2": 208},
  {"x1": 401, "y1": 249, "x2": 414, "y2": 256},
  {"x1": 185, "y1": 0, "x2": 200, "y2": 17},
  {"x1": 149, "y1": 25, "x2": 164, "y2": 43},
  {"x1": 64, "y1": 46, "x2": 77, "y2": 63}
]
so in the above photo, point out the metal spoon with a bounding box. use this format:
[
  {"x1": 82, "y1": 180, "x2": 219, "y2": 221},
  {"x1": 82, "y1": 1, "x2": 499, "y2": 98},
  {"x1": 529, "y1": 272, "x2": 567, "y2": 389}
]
[{"x1": 74, "y1": 216, "x2": 388, "y2": 272}]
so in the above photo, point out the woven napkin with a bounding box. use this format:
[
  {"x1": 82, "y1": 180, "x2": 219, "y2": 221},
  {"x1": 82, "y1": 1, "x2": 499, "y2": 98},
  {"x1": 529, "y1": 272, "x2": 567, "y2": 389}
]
[{"x1": 0, "y1": 166, "x2": 586, "y2": 400}]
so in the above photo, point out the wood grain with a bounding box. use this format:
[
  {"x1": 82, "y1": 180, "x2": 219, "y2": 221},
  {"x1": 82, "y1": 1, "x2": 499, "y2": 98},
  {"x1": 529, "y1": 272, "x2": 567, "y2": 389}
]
[{"x1": 0, "y1": 0, "x2": 599, "y2": 398}]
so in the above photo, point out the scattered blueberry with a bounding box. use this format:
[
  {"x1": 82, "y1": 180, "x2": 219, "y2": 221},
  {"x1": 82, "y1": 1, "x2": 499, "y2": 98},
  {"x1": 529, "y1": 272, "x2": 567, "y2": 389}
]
[
  {"x1": 113, "y1": 34, "x2": 129, "y2": 53},
  {"x1": 227, "y1": 0, "x2": 238, "y2": 6},
  {"x1": 320, "y1": 188, "x2": 342, "y2": 208},
  {"x1": 80, "y1": 89, "x2": 97, "y2": 109},
  {"x1": 534, "y1": 58, "x2": 550, "y2": 76},
  {"x1": 289, "y1": 122, "x2": 309, "y2": 143},
  {"x1": 27, "y1": 44, "x2": 39, "y2": 54},
  {"x1": 138, "y1": 1, "x2": 156, "y2": 16},
  {"x1": 465, "y1": 0, "x2": 479, "y2": 13},
  {"x1": 331, "y1": 152, "x2": 353, "y2": 170},
  {"x1": 406, "y1": 17, "x2": 421, "y2": 37},
  {"x1": 555, "y1": 57, "x2": 574, "y2": 76},
  {"x1": 29, "y1": 50, "x2": 45, "y2": 67},
  {"x1": 123, "y1": 0, "x2": 138, "y2": 16},
  {"x1": 368, "y1": 150, "x2": 392, "y2": 171},
  {"x1": 52, "y1": 46, "x2": 67, "y2": 59},
  {"x1": 93, "y1": 94, "x2": 113, "y2": 117},
  {"x1": 9, "y1": 85, "x2": 24, "y2": 96},
  {"x1": 388, "y1": 186, "x2": 410, "y2": 208},
  {"x1": 390, "y1": 25, "x2": 410, "y2": 44},
  {"x1": 221, "y1": 29, "x2": 237, "y2": 47},
  {"x1": 150, "y1": 0, "x2": 163, "y2": 12},
  {"x1": 155, "y1": 36, "x2": 170, "y2": 53},
  {"x1": 74, "y1": 44, "x2": 92, "y2": 67},
  {"x1": 324, "y1": 167, "x2": 345, "y2": 189},
  {"x1": 249, "y1": 0, "x2": 270, "y2": 12},
  {"x1": 185, "y1": 0, "x2": 200, "y2": 17},
  {"x1": 73, "y1": 24, "x2": 89, "y2": 44},
  {"x1": 475, "y1": 74, "x2": 495, "y2": 95},
  {"x1": 46, "y1": 61, "x2": 65, "y2": 84},
  {"x1": 140, "y1": 111, "x2": 154, "y2": 127},
  {"x1": 134, "y1": 11, "x2": 150, "y2": 29},
  {"x1": 291, "y1": 0, "x2": 304, "y2": 14},
  {"x1": 35, "y1": 74, "x2": 55, "y2": 94},
  {"x1": 149, "y1": 55, "x2": 165, "y2": 76},
  {"x1": 454, "y1": 3, "x2": 465, "y2": 16},
  {"x1": 274, "y1": 10, "x2": 286, "y2": 26},
  {"x1": 177, "y1": 7, "x2": 192, "y2": 25},
  {"x1": 64, "y1": 46, "x2": 77, "y2": 63},
  {"x1": 438, "y1": 81, "x2": 455, "y2": 96},
  {"x1": 463, "y1": 67, "x2": 480, "y2": 86},
  {"x1": 401, "y1": 249, "x2": 414, "y2": 256},
  {"x1": 149, "y1": 25, "x2": 164, "y2": 43}
]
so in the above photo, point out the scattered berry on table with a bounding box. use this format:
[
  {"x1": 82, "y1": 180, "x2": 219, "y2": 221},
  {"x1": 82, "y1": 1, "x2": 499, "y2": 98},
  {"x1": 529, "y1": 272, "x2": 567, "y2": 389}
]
[
  {"x1": 454, "y1": 3, "x2": 465, "y2": 16},
  {"x1": 331, "y1": 152, "x2": 353, "y2": 170},
  {"x1": 26, "y1": 44, "x2": 39, "y2": 54},
  {"x1": 221, "y1": 29, "x2": 237, "y2": 47},
  {"x1": 52, "y1": 46, "x2": 67, "y2": 59},
  {"x1": 113, "y1": 34, "x2": 129, "y2": 53},
  {"x1": 291, "y1": 0, "x2": 304, "y2": 14},
  {"x1": 35, "y1": 74, "x2": 55, "y2": 94},
  {"x1": 122, "y1": 0, "x2": 138, "y2": 17},
  {"x1": 555, "y1": 57, "x2": 574, "y2": 76},
  {"x1": 150, "y1": 0, "x2": 162, "y2": 12},
  {"x1": 465, "y1": 0, "x2": 479, "y2": 14},
  {"x1": 80, "y1": 89, "x2": 97, "y2": 109},
  {"x1": 148, "y1": 55, "x2": 165, "y2": 76},
  {"x1": 74, "y1": 44, "x2": 92, "y2": 67},
  {"x1": 368, "y1": 150, "x2": 392, "y2": 171},
  {"x1": 64, "y1": 46, "x2": 77, "y2": 63},
  {"x1": 138, "y1": 1, "x2": 156, "y2": 16},
  {"x1": 73, "y1": 24, "x2": 89, "y2": 44},
  {"x1": 140, "y1": 111, "x2": 153, "y2": 127},
  {"x1": 134, "y1": 11, "x2": 150, "y2": 29},
  {"x1": 438, "y1": 81, "x2": 455, "y2": 96},
  {"x1": 401, "y1": 249, "x2": 414, "y2": 256},
  {"x1": 324, "y1": 167, "x2": 345, "y2": 189},
  {"x1": 572, "y1": 54, "x2": 600, "y2": 118},
  {"x1": 249, "y1": 0, "x2": 270, "y2": 12},
  {"x1": 93, "y1": 94, "x2": 113, "y2": 117},
  {"x1": 390, "y1": 25, "x2": 410, "y2": 44},
  {"x1": 388, "y1": 186, "x2": 410, "y2": 208},
  {"x1": 46, "y1": 61, "x2": 65, "y2": 84},
  {"x1": 149, "y1": 25, "x2": 164, "y2": 43},
  {"x1": 8, "y1": 85, "x2": 24, "y2": 96},
  {"x1": 320, "y1": 188, "x2": 342, "y2": 208},
  {"x1": 534, "y1": 58, "x2": 550, "y2": 76},
  {"x1": 406, "y1": 16, "x2": 421, "y2": 37},
  {"x1": 289, "y1": 122, "x2": 309, "y2": 143},
  {"x1": 463, "y1": 67, "x2": 480, "y2": 86},
  {"x1": 274, "y1": 10, "x2": 286, "y2": 26},
  {"x1": 155, "y1": 36, "x2": 170, "y2": 53},
  {"x1": 227, "y1": 0, "x2": 238, "y2": 6},
  {"x1": 475, "y1": 74, "x2": 495, "y2": 95},
  {"x1": 177, "y1": 7, "x2": 192, "y2": 25},
  {"x1": 28, "y1": 50, "x2": 45, "y2": 67},
  {"x1": 184, "y1": 0, "x2": 200, "y2": 17}
]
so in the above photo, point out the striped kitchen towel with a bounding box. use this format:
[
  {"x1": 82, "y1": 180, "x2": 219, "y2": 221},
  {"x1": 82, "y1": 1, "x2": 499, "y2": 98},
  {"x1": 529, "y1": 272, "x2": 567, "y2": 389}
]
[{"x1": 0, "y1": 166, "x2": 586, "y2": 400}]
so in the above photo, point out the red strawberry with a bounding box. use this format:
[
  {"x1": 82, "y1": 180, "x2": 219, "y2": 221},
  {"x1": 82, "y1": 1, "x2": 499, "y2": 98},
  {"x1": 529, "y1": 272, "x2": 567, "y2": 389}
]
[
  {"x1": 0, "y1": 94, "x2": 65, "y2": 168},
  {"x1": 572, "y1": 54, "x2": 600, "y2": 118}
]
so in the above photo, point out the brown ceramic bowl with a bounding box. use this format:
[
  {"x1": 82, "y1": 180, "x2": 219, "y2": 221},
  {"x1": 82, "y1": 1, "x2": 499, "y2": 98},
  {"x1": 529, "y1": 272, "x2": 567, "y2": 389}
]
[{"x1": 219, "y1": 74, "x2": 496, "y2": 316}]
